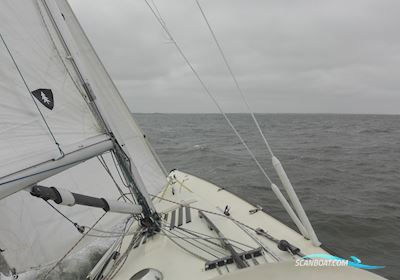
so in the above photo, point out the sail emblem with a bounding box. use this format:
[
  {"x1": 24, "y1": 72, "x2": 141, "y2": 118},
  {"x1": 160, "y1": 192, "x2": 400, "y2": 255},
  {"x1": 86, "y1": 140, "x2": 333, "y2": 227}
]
[{"x1": 31, "y1": 89, "x2": 54, "y2": 110}]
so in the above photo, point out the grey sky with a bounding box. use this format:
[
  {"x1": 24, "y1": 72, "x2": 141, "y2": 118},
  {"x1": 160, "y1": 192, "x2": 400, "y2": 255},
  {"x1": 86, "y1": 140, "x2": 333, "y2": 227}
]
[{"x1": 69, "y1": 0, "x2": 400, "y2": 114}]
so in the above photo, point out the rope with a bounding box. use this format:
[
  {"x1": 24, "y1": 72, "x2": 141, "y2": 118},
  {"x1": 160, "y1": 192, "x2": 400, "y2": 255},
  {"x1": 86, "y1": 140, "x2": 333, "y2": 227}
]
[
  {"x1": 163, "y1": 223, "x2": 228, "y2": 256},
  {"x1": 94, "y1": 195, "x2": 283, "y2": 278},
  {"x1": 197, "y1": 1, "x2": 320, "y2": 246},
  {"x1": 107, "y1": 150, "x2": 139, "y2": 205},
  {"x1": 151, "y1": 194, "x2": 280, "y2": 244},
  {"x1": 195, "y1": 0, "x2": 274, "y2": 157},
  {"x1": 110, "y1": 150, "x2": 138, "y2": 205},
  {"x1": 160, "y1": 228, "x2": 210, "y2": 262},
  {"x1": 161, "y1": 225, "x2": 220, "y2": 258},
  {"x1": 104, "y1": 228, "x2": 145, "y2": 279},
  {"x1": 143, "y1": 0, "x2": 273, "y2": 185},
  {"x1": 90, "y1": 217, "x2": 135, "y2": 280},
  {"x1": 41, "y1": 212, "x2": 107, "y2": 279},
  {"x1": 110, "y1": 151, "x2": 129, "y2": 187},
  {"x1": 97, "y1": 155, "x2": 132, "y2": 203},
  {"x1": 231, "y1": 219, "x2": 280, "y2": 261},
  {"x1": 0, "y1": 33, "x2": 64, "y2": 158},
  {"x1": 44, "y1": 201, "x2": 85, "y2": 233},
  {"x1": 174, "y1": 223, "x2": 256, "y2": 251},
  {"x1": 158, "y1": 227, "x2": 240, "y2": 251},
  {"x1": 172, "y1": 224, "x2": 252, "y2": 253}
]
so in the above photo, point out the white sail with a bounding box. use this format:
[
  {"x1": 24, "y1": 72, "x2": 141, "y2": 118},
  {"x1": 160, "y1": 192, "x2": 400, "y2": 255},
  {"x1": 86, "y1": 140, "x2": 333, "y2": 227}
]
[
  {"x1": 0, "y1": 0, "x2": 167, "y2": 275},
  {"x1": 0, "y1": 1, "x2": 104, "y2": 182},
  {"x1": 0, "y1": 1, "x2": 119, "y2": 273},
  {"x1": 54, "y1": 0, "x2": 168, "y2": 196},
  {"x1": 0, "y1": 153, "x2": 129, "y2": 273}
]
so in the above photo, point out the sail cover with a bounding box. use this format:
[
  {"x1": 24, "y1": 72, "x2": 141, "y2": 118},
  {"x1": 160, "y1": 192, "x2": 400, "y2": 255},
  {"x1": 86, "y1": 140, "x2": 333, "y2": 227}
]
[{"x1": 0, "y1": 0, "x2": 167, "y2": 274}]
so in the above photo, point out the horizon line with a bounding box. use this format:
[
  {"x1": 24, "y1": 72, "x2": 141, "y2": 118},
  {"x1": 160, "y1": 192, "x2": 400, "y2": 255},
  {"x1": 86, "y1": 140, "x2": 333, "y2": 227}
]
[{"x1": 131, "y1": 112, "x2": 400, "y2": 116}]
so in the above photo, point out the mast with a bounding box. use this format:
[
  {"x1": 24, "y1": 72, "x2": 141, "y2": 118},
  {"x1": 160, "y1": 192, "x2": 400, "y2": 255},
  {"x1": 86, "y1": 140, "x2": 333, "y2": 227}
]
[
  {"x1": 56, "y1": 0, "x2": 167, "y2": 219},
  {"x1": 39, "y1": 0, "x2": 158, "y2": 221}
]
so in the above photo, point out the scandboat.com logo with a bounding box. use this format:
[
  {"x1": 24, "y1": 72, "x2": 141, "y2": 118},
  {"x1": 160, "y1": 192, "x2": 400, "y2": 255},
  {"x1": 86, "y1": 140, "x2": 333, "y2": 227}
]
[{"x1": 296, "y1": 254, "x2": 384, "y2": 270}]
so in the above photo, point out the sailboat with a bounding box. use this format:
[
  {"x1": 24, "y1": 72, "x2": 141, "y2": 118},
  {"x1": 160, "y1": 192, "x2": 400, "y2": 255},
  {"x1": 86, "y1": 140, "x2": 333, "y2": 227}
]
[{"x1": 0, "y1": 1, "x2": 387, "y2": 280}]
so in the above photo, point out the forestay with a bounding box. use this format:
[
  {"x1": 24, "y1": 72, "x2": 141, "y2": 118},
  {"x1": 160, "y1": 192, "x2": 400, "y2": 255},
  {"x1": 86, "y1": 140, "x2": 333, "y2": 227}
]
[{"x1": 0, "y1": 0, "x2": 167, "y2": 274}]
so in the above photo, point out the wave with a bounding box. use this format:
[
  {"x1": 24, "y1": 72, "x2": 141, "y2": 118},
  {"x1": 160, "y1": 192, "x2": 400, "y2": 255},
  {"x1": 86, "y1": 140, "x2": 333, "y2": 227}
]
[
  {"x1": 1, "y1": 222, "x2": 126, "y2": 280},
  {"x1": 358, "y1": 128, "x2": 393, "y2": 134},
  {"x1": 193, "y1": 144, "x2": 207, "y2": 151}
]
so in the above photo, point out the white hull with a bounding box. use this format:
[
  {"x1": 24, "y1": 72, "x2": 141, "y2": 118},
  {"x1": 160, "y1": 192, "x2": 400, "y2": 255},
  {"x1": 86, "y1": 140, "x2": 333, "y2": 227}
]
[{"x1": 95, "y1": 170, "x2": 385, "y2": 280}]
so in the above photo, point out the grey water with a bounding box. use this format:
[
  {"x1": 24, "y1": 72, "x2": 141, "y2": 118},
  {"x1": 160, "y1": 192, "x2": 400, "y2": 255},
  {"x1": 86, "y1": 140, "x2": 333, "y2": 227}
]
[
  {"x1": 135, "y1": 113, "x2": 400, "y2": 280},
  {"x1": 1, "y1": 114, "x2": 398, "y2": 280}
]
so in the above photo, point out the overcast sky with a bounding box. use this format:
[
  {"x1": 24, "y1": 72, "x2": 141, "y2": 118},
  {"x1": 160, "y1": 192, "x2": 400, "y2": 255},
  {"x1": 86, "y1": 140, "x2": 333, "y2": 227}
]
[{"x1": 69, "y1": 0, "x2": 400, "y2": 114}]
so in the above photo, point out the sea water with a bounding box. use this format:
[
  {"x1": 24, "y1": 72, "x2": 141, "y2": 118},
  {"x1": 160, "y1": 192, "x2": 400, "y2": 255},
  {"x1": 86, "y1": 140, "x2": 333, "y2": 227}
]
[
  {"x1": 136, "y1": 113, "x2": 399, "y2": 280},
  {"x1": 1, "y1": 114, "x2": 399, "y2": 280}
]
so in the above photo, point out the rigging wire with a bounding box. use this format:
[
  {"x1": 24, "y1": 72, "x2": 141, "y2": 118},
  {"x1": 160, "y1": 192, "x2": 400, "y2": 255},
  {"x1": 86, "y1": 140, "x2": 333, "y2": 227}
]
[
  {"x1": 143, "y1": 0, "x2": 273, "y2": 185},
  {"x1": 109, "y1": 149, "x2": 139, "y2": 205},
  {"x1": 44, "y1": 201, "x2": 85, "y2": 233},
  {"x1": 90, "y1": 217, "x2": 136, "y2": 280},
  {"x1": 194, "y1": 0, "x2": 274, "y2": 157},
  {"x1": 163, "y1": 220, "x2": 255, "y2": 250},
  {"x1": 41, "y1": 212, "x2": 107, "y2": 280},
  {"x1": 171, "y1": 224, "x2": 253, "y2": 253},
  {"x1": 150, "y1": 193, "x2": 280, "y2": 244},
  {"x1": 97, "y1": 155, "x2": 132, "y2": 203},
  {"x1": 161, "y1": 225, "x2": 221, "y2": 258},
  {"x1": 105, "y1": 228, "x2": 146, "y2": 279},
  {"x1": 230, "y1": 218, "x2": 280, "y2": 261},
  {"x1": 194, "y1": 1, "x2": 319, "y2": 246},
  {"x1": 110, "y1": 147, "x2": 142, "y2": 205},
  {"x1": 110, "y1": 151, "x2": 129, "y2": 187},
  {"x1": 160, "y1": 228, "x2": 210, "y2": 262},
  {"x1": 94, "y1": 194, "x2": 288, "y2": 278},
  {"x1": 0, "y1": 33, "x2": 64, "y2": 158},
  {"x1": 160, "y1": 222, "x2": 229, "y2": 256},
  {"x1": 161, "y1": 229, "x2": 246, "y2": 252}
]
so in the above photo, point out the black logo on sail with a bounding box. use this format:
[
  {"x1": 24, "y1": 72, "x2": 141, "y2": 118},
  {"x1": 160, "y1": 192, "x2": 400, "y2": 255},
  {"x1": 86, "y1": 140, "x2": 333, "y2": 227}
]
[{"x1": 31, "y1": 89, "x2": 54, "y2": 110}]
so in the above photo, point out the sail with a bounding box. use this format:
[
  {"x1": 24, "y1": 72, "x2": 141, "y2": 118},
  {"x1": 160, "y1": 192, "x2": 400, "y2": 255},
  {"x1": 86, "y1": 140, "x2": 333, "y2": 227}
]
[
  {"x1": 54, "y1": 0, "x2": 168, "y2": 196},
  {"x1": 0, "y1": 1, "x2": 122, "y2": 273},
  {"x1": 0, "y1": 153, "x2": 129, "y2": 273},
  {"x1": 0, "y1": 1, "x2": 104, "y2": 182},
  {"x1": 0, "y1": 0, "x2": 167, "y2": 274}
]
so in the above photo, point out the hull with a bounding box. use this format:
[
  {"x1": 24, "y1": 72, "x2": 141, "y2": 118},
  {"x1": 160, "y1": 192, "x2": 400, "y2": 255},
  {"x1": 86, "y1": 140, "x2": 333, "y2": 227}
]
[{"x1": 93, "y1": 170, "x2": 385, "y2": 280}]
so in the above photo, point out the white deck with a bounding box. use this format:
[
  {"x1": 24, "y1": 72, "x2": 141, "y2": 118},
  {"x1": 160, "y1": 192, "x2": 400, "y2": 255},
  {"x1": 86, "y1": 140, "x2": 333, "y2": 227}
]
[{"x1": 108, "y1": 170, "x2": 385, "y2": 280}]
